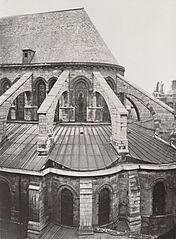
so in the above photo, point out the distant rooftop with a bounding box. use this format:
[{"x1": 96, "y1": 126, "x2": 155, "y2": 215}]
[{"x1": 0, "y1": 8, "x2": 118, "y2": 65}]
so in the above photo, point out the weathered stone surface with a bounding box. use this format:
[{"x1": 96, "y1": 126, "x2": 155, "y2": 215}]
[
  {"x1": 0, "y1": 72, "x2": 33, "y2": 142},
  {"x1": 93, "y1": 71, "x2": 128, "y2": 153},
  {"x1": 79, "y1": 178, "x2": 93, "y2": 235},
  {"x1": 116, "y1": 73, "x2": 175, "y2": 140}
]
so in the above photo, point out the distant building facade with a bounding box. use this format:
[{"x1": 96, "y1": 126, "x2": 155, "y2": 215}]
[
  {"x1": 153, "y1": 80, "x2": 176, "y2": 111},
  {"x1": 0, "y1": 8, "x2": 176, "y2": 239}
]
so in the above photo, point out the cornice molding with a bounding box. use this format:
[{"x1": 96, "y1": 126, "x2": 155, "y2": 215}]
[{"x1": 0, "y1": 61, "x2": 125, "y2": 72}]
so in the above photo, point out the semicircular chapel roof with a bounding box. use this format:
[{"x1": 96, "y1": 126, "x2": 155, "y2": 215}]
[{"x1": 0, "y1": 8, "x2": 118, "y2": 65}]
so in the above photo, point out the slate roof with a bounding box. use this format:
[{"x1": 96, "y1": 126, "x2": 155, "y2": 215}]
[
  {"x1": 0, "y1": 8, "x2": 118, "y2": 65},
  {"x1": 0, "y1": 123, "x2": 176, "y2": 172}
]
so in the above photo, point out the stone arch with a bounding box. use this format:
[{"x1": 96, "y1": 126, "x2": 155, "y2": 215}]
[
  {"x1": 0, "y1": 78, "x2": 12, "y2": 119},
  {"x1": 152, "y1": 181, "x2": 166, "y2": 215},
  {"x1": 95, "y1": 90, "x2": 113, "y2": 122},
  {"x1": 0, "y1": 78, "x2": 12, "y2": 95},
  {"x1": 71, "y1": 77, "x2": 91, "y2": 122},
  {"x1": 95, "y1": 91, "x2": 111, "y2": 122},
  {"x1": 10, "y1": 76, "x2": 26, "y2": 120},
  {"x1": 56, "y1": 184, "x2": 79, "y2": 227},
  {"x1": 0, "y1": 179, "x2": 11, "y2": 220},
  {"x1": 116, "y1": 73, "x2": 174, "y2": 139},
  {"x1": 93, "y1": 71, "x2": 128, "y2": 153},
  {"x1": 93, "y1": 184, "x2": 113, "y2": 226},
  {"x1": 0, "y1": 176, "x2": 12, "y2": 193},
  {"x1": 105, "y1": 76, "x2": 116, "y2": 92},
  {"x1": 1, "y1": 87, "x2": 31, "y2": 118},
  {"x1": 48, "y1": 77, "x2": 58, "y2": 92},
  {"x1": 70, "y1": 75, "x2": 92, "y2": 91},
  {"x1": 0, "y1": 72, "x2": 32, "y2": 142},
  {"x1": 125, "y1": 93, "x2": 160, "y2": 132},
  {"x1": 59, "y1": 90, "x2": 69, "y2": 107},
  {"x1": 37, "y1": 71, "x2": 70, "y2": 154},
  {"x1": 34, "y1": 77, "x2": 46, "y2": 108},
  {"x1": 150, "y1": 178, "x2": 169, "y2": 190},
  {"x1": 126, "y1": 96, "x2": 140, "y2": 121}
]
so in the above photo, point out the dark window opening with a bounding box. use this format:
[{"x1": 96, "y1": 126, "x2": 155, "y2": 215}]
[
  {"x1": 74, "y1": 80, "x2": 88, "y2": 122},
  {"x1": 3, "y1": 82, "x2": 10, "y2": 93},
  {"x1": 61, "y1": 188, "x2": 73, "y2": 226},
  {"x1": 22, "y1": 49, "x2": 35, "y2": 64},
  {"x1": 153, "y1": 182, "x2": 166, "y2": 215},
  {"x1": 0, "y1": 181, "x2": 11, "y2": 219},
  {"x1": 37, "y1": 81, "x2": 46, "y2": 108},
  {"x1": 2, "y1": 81, "x2": 11, "y2": 119},
  {"x1": 16, "y1": 93, "x2": 25, "y2": 120},
  {"x1": 99, "y1": 188, "x2": 110, "y2": 225}
]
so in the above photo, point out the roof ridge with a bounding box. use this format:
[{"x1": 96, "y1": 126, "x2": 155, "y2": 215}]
[{"x1": 0, "y1": 7, "x2": 84, "y2": 19}]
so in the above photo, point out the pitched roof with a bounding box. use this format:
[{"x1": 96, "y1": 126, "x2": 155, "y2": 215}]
[
  {"x1": 0, "y1": 123, "x2": 176, "y2": 172},
  {"x1": 0, "y1": 8, "x2": 118, "y2": 65}
]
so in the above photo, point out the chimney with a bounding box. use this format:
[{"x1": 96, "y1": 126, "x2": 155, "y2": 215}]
[{"x1": 171, "y1": 80, "x2": 176, "y2": 90}]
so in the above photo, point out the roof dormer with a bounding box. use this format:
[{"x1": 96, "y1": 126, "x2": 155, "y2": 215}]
[{"x1": 22, "y1": 49, "x2": 35, "y2": 64}]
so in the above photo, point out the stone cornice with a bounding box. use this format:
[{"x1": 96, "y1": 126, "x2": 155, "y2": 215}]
[
  {"x1": 0, "y1": 162, "x2": 176, "y2": 177},
  {"x1": 0, "y1": 61, "x2": 125, "y2": 72}
]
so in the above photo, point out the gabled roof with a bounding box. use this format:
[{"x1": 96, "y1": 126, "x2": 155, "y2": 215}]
[{"x1": 0, "y1": 8, "x2": 118, "y2": 65}]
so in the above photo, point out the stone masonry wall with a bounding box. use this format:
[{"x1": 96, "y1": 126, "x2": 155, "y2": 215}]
[
  {"x1": 139, "y1": 170, "x2": 176, "y2": 236},
  {"x1": 0, "y1": 172, "x2": 30, "y2": 238},
  {"x1": 48, "y1": 174, "x2": 80, "y2": 227}
]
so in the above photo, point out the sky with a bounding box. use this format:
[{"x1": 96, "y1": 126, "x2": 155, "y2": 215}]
[{"x1": 0, "y1": 0, "x2": 176, "y2": 94}]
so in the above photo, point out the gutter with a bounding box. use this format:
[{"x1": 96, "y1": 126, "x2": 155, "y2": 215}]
[{"x1": 0, "y1": 162, "x2": 176, "y2": 177}]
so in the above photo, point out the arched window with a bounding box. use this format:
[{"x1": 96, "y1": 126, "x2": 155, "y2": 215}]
[
  {"x1": 99, "y1": 188, "x2": 110, "y2": 225},
  {"x1": 2, "y1": 80, "x2": 12, "y2": 119},
  {"x1": 153, "y1": 182, "x2": 166, "y2": 215},
  {"x1": 36, "y1": 80, "x2": 46, "y2": 108},
  {"x1": 74, "y1": 80, "x2": 89, "y2": 122},
  {"x1": 16, "y1": 93, "x2": 25, "y2": 120},
  {"x1": 2, "y1": 81, "x2": 11, "y2": 93},
  {"x1": 48, "y1": 78, "x2": 57, "y2": 91},
  {"x1": 96, "y1": 92, "x2": 102, "y2": 107},
  {"x1": 0, "y1": 181, "x2": 11, "y2": 219},
  {"x1": 61, "y1": 188, "x2": 73, "y2": 226},
  {"x1": 106, "y1": 79, "x2": 115, "y2": 91}
]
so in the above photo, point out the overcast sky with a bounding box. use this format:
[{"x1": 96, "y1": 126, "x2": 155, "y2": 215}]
[{"x1": 0, "y1": 0, "x2": 176, "y2": 93}]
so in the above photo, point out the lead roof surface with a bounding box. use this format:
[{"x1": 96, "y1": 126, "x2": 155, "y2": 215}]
[{"x1": 0, "y1": 123, "x2": 175, "y2": 172}]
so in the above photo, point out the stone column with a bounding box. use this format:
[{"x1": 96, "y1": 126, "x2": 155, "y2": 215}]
[
  {"x1": 127, "y1": 171, "x2": 141, "y2": 233},
  {"x1": 24, "y1": 92, "x2": 38, "y2": 121},
  {"x1": 27, "y1": 184, "x2": 40, "y2": 239},
  {"x1": 24, "y1": 105, "x2": 38, "y2": 121},
  {"x1": 79, "y1": 178, "x2": 93, "y2": 236},
  {"x1": 10, "y1": 102, "x2": 17, "y2": 120},
  {"x1": 27, "y1": 182, "x2": 48, "y2": 239}
]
